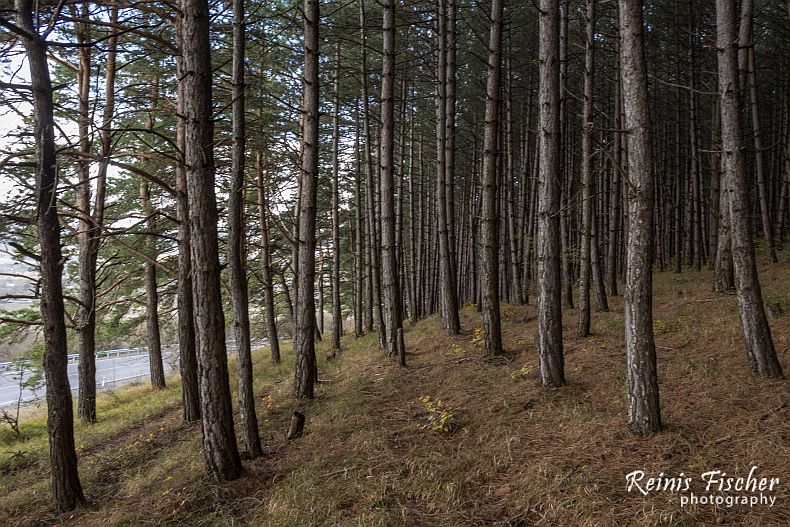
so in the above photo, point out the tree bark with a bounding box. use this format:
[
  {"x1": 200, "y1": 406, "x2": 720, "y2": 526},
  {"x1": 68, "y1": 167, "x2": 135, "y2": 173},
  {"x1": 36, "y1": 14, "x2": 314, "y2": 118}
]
[
  {"x1": 228, "y1": 0, "x2": 262, "y2": 459},
  {"x1": 75, "y1": 8, "x2": 96, "y2": 422},
  {"x1": 619, "y1": 0, "x2": 661, "y2": 436},
  {"x1": 15, "y1": 0, "x2": 85, "y2": 510},
  {"x1": 294, "y1": 0, "x2": 320, "y2": 397},
  {"x1": 578, "y1": 0, "x2": 596, "y2": 338},
  {"x1": 738, "y1": 0, "x2": 778, "y2": 263},
  {"x1": 715, "y1": 0, "x2": 784, "y2": 378},
  {"x1": 436, "y1": 0, "x2": 461, "y2": 334},
  {"x1": 380, "y1": 0, "x2": 405, "y2": 365},
  {"x1": 331, "y1": 41, "x2": 343, "y2": 352},
  {"x1": 140, "y1": 180, "x2": 166, "y2": 390},
  {"x1": 182, "y1": 0, "x2": 243, "y2": 480},
  {"x1": 175, "y1": 14, "x2": 201, "y2": 422},
  {"x1": 256, "y1": 152, "x2": 281, "y2": 364},
  {"x1": 480, "y1": 0, "x2": 504, "y2": 357},
  {"x1": 360, "y1": 0, "x2": 385, "y2": 348},
  {"x1": 537, "y1": 0, "x2": 565, "y2": 387}
]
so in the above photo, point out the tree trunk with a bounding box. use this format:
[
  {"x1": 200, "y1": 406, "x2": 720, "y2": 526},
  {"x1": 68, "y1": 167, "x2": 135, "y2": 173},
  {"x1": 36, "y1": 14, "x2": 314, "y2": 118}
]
[
  {"x1": 175, "y1": 15, "x2": 201, "y2": 421},
  {"x1": 256, "y1": 152, "x2": 281, "y2": 364},
  {"x1": 354, "y1": 100, "x2": 366, "y2": 337},
  {"x1": 380, "y1": 0, "x2": 405, "y2": 365},
  {"x1": 15, "y1": 0, "x2": 85, "y2": 510},
  {"x1": 331, "y1": 41, "x2": 343, "y2": 352},
  {"x1": 228, "y1": 0, "x2": 263, "y2": 459},
  {"x1": 437, "y1": 0, "x2": 461, "y2": 334},
  {"x1": 578, "y1": 0, "x2": 596, "y2": 338},
  {"x1": 360, "y1": 0, "x2": 385, "y2": 348},
  {"x1": 182, "y1": 0, "x2": 243, "y2": 481},
  {"x1": 620, "y1": 0, "x2": 661, "y2": 436},
  {"x1": 715, "y1": 0, "x2": 784, "y2": 378},
  {"x1": 537, "y1": 0, "x2": 565, "y2": 387},
  {"x1": 480, "y1": 0, "x2": 504, "y2": 357},
  {"x1": 739, "y1": 0, "x2": 778, "y2": 263},
  {"x1": 294, "y1": 0, "x2": 320, "y2": 397},
  {"x1": 140, "y1": 180, "x2": 166, "y2": 390}
]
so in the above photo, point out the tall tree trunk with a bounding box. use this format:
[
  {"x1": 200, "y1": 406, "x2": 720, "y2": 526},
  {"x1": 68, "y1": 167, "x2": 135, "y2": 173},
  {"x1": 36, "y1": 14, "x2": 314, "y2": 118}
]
[
  {"x1": 228, "y1": 0, "x2": 262, "y2": 459},
  {"x1": 175, "y1": 14, "x2": 201, "y2": 422},
  {"x1": 481, "y1": 0, "x2": 504, "y2": 356},
  {"x1": 360, "y1": 1, "x2": 385, "y2": 349},
  {"x1": 75, "y1": 9, "x2": 96, "y2": 422},
  {"x1": 354, "y1": 100, "x2": 366, "y2": 336},
  {"x1": 739, "y1": 0, "x2": 778, "y2": 263},
  {"x1": 443, "y1": 0, "x2": 461, "y2": 333},
  {"x1": 619, "y1": 0, "x2": 661, "y2": 436},
  {"x1": 578, "y1": 0, "x2": 596, "y2": 338},
  {"x1": 256, "y1": 152, "x2": 281, "y2": 364},
  {"x1": 436, "y1": 0, "x2": 461, "y2": 335},
  {"x1": 140, "y1": 181, "x2": 166, "y2": 389},
  {"x1": 608, "y1": 68, "x2": 622, "y2": 295},
  {"x1": 537, "y1": 0, "x2": 565, "y2": 387},
  {"x1": 688, "y1": 0, "x2": 703, "y2": 272},
  {"x1": 380, "y1": 0, "x2": 405, "y2": 365},
  {"x1": 715, "y1": 0, "x2": 784, "y2": 378},
  {"x1": 331, "y1": 41, "x2": 343, "y2": 352},
  {"x1": 182, "y1": 0, "x2": 243, "y2": 481},
  {"x1": 15, "y1": 0, "x2": 85, "y2": 510},
  {"x1": 294, "y1": 0, "x2": 320, "y2": 397},
  {"x1": 75, "y1": 7, "x2": 100, "y2": 423}
]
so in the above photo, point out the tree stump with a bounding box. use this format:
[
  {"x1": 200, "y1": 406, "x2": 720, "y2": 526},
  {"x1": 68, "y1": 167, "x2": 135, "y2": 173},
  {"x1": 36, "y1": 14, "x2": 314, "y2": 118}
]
[{"x1": 286, "y1": 411, "x2": 305, "y2": 440}]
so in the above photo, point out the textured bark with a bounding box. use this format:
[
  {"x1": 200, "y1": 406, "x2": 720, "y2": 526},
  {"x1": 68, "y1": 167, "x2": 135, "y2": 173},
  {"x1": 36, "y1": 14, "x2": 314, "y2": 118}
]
[
  {"x1": 380, "y1": 0, "x2": 405, "y2": 365},
  {"x1": 558, "y1": 0, "x2": 573, "y2": 311},
  {"x1": 294, "y1": 0, "x2": 320, "y2": 397},
  {"x1": 445, "y1": 0, "x2": 460, "y2": 312},
  {"x1": 354, "y1": 101, "x2": 366, "y2": 337},
  {"x1": 436, "y1": 0, "x2": 461, "y2": 335},
  {"x1": 619, "y1": 0, "x2": 661, "y2": 436},
  {"x1": 738, "y1": 0, "x2": 777, "y2": 263},
  {"x1": 182, "y1": 0, "x2": 243, "y2": 481},
  {"x1": 607, "y1": 69, "x2": 622, "y2": 295},
  {"x1": 74, "y1": 10, "x2": 96, "y2": 422},
  {"x1": 709, "y1": 96, "x2": 722, "y2": 270},
  {"x1": 228, "y1": 0, "x2": 262, "y2": 459},
  {"x1": 715, "y1": 0, "x2": 784, "y2": 378},
  {"x1": 714, "y1": 155, "x2": 736, "y2": 292},
  {"x1": 577, "y1": 0, "x2": 596, "y2": 338},
  {"x1": 360, "y1": 0, "x2": 385, "y2": 348},
  {"x1": 174, "y1": 16, "x2": 200, "y2": 421},
  {"x1": 15, "y1": 0, "x2": 85, "y2": 510},
  {"x1": 688, "y1": 1, "x2": 703, "y2": 272},
  {"x1": 331, "y1": 41, "x2": 343, "y2": 352},
  {"x1": 480, "y1": 0, "x2": 504, "y2": 357},
  {"x1": 256, "y1": 152, "x2": 281, "y2": 364},
  {"x1": 537, "y1": 0, "x2": 565, "y2": 387},
  {"x1": 140, "y1": 180, "x2": 165, "y2": 390},
  {"x1": 74, "y1": 6, "x2": 104, "y2": 423}
]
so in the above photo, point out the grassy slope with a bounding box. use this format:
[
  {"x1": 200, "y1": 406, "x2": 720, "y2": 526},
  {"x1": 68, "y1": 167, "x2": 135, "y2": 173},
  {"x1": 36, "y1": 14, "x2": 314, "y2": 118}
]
[{"x1": 1, "y1": 260, "x2": 789, "y2": 527}]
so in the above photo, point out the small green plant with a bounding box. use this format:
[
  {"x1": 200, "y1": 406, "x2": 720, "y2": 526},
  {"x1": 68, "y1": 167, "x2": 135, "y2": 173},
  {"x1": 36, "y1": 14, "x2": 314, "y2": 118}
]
[
  {"x1": 418, "y1": 395, "x2": 454, "y2": 434},
  {"x1": 511, "y1": 365, "x2": 533, "y2": 381},
  {"x1": 652, "y1": 318, "x2": 668, "y2": 334}
]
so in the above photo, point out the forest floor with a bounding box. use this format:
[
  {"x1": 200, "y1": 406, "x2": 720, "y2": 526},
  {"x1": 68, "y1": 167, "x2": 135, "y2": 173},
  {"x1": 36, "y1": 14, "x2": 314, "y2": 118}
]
[{"x1": 1, "y1": 259, "x2": 789, "y2": 527}]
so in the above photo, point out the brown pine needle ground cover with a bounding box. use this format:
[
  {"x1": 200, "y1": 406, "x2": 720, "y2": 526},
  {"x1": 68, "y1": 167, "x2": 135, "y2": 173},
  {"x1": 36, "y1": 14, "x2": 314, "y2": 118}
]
[{"x1": 1, "y1": 260, "x2": 789, "y2": 526}]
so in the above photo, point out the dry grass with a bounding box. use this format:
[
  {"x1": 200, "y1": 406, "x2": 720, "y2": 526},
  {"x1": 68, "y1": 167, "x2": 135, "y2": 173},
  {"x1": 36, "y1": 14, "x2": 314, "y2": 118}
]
[{"x1": 1, "y1": 258, "x2": 789, "y2": 526}]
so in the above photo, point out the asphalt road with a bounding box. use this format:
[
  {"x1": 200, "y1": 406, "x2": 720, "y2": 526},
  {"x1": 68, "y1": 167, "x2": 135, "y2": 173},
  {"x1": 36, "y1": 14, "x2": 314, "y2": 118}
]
[
  {"x1": 0, "y1": 339, "x2": 272, "y2": 412},
  {"x1": 0, "y1": 351, "x2": 176, "y2": 411}
]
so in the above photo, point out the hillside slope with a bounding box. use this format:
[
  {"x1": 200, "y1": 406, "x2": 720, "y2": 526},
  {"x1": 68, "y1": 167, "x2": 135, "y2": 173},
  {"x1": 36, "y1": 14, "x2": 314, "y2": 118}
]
[{"x1": 1, "y1": 262, "x2": 789, "y2": 526}]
